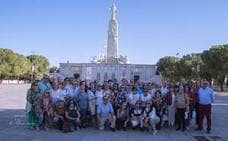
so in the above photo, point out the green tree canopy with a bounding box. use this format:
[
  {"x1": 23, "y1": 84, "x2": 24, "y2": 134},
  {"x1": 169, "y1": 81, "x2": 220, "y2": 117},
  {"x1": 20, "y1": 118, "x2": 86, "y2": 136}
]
[
  {"x1": 156, "y1": 44, "x2": 228, "y2": 91},
  {"x1": 201, "y1": 44, "x2": 228, "y2": 91},
  {"x1": 156, "y1": 56, "x2": 179, "y2": 81},
  {"x1": 0, "y1": 48, "x2": 50, "y2": 80}
]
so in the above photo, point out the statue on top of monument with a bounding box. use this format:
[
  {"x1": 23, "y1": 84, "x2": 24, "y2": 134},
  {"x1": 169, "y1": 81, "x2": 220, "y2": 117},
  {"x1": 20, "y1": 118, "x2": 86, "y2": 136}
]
[
  {"x1": 91, "y1": 3, "x2": 129, "y2": 64},
  {"x1": 110, "y1": 3, "x2": 117, "y2": 20}
]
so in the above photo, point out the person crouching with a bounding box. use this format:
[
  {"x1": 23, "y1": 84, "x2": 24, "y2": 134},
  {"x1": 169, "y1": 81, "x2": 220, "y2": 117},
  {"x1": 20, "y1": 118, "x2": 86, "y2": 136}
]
[
  {"x1": 54, "y1": 100, "x2": 67, "y2": 132},
  {"x1": 116, "y1": 102, "x2": 129, "y2": 131},
  {"x1": 143, "y1": 101, "x2": 160, "y2": 135},
  {"x1": 65, "y1": 100, "x2": 81, "y2": 132},
  {"x1": 130, "y1": 101, "x2": 143, "y2": 130},
  {"x1": 97, "y1": 96, "x2": 116, "y2": 132}
]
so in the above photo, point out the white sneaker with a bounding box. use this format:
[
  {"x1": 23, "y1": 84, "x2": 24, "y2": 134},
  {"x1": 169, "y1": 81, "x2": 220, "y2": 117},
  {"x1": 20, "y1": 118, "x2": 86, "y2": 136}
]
[
  {"x1": 153, "y1": 130, "x2": 158, "y2": 135},
  {"x1": 99, "y1": 126, "x2": 104, "y2": 130}
]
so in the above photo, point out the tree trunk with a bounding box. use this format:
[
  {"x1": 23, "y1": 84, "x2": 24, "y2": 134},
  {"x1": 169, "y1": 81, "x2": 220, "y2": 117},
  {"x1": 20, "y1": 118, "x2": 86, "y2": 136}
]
[{"x1": 220, "y1": 83, "x2": 224, "y2": 92}]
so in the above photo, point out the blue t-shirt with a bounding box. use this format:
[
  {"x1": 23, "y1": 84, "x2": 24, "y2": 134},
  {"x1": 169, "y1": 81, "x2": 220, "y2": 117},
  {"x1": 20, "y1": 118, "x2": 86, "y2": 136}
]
[
  {"x1": 97, "y1": 103, "x2": 113, "y2": 118},
  {"x1": 38, "y1": 80, "x2": 52, "y2": 94}
]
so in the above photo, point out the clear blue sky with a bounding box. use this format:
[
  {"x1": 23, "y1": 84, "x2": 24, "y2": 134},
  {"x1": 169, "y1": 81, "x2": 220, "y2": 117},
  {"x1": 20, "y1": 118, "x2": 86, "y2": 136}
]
[{"x1": 0, "y1": 0, "x2": 227, "y2": 66}]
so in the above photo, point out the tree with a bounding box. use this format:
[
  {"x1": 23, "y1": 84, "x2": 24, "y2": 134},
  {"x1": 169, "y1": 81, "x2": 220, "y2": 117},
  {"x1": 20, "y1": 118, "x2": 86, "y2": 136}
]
[
  {"x1": 0, "y1": 48, "x2": 50, "y2": 81},
  {"x1": 156, "y1": 56, "x2": 179, "y2": 81},
  {"x1": 0, "y1": 48, "x2": 32, "y2": 79},
  {"x1": 201, "y1": 44, "x2": 228, "y2": 91},
  {"x1": 27, "y1": 55, "x2": 50, "y2": 79},
  {"x1": 176, "y1": 53, "x2": 202, "y2": 81},
  {"x1": 11, "y1": 54, "x2": 31, "y2": 79}
]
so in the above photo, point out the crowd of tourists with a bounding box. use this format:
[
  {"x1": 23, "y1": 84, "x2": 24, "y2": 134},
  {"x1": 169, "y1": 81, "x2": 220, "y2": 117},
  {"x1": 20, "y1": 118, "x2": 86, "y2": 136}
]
[{"x1": 26, "y1": 74, "x2": 214, "y2": 134}]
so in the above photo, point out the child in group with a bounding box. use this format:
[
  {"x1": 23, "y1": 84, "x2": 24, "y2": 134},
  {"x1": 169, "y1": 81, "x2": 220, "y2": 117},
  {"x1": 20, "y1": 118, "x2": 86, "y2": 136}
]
[
  {"x1": 65, "y1": 100, "x2": 81, "y2": 132},
  {"x1": 42, "y1": 90, "x2": 54, "y2": 130},
  {"x1": 34, "y1": 90, "x2": 53, "y2": 130}
]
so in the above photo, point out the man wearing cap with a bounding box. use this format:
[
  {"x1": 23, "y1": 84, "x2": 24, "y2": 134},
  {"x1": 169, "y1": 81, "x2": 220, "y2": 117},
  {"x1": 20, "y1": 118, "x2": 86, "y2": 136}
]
[
  {"x1": 97, "y1": 96, "x2": 116, "y2": 131},
  {"x1": 197, "y1": 80, "x2": 214, "y2": 133}
]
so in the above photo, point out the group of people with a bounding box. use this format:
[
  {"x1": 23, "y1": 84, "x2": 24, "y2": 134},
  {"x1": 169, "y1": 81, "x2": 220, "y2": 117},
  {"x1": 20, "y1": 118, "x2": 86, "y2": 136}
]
[{"x1": 26, "y1": 74, "x2": 214, "y2": 134}]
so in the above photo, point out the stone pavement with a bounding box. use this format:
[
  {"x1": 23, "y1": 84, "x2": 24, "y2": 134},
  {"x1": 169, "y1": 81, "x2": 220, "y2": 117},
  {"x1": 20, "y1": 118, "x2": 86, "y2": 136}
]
[{"x1": 0, "y1": 84, "x2": 227, "y2": 141}]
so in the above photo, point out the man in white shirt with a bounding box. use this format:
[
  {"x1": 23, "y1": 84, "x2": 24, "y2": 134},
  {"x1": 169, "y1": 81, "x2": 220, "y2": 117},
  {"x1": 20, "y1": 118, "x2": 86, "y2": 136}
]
[
  {"x1": 140, "y1": 90, "x2": 152, "y2": 108},
  {"x1": 129, "y1": 87, "x2": 140, "y2": 106},
  {"x1": 160, "y1": 82, "x2": 169, "y2": 96}
]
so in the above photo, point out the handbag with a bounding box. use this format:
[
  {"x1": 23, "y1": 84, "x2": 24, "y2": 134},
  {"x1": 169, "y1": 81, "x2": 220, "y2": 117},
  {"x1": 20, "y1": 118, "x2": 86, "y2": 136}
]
[{"x1": 25, "y1": 102, "x2": 32, "y2": 113}]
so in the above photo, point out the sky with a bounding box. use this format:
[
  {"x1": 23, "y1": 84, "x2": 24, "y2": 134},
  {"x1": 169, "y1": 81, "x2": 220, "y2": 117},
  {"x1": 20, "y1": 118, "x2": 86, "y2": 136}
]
[{"x1": 0, "y1": 0, "x2": 228, "y2": 67}]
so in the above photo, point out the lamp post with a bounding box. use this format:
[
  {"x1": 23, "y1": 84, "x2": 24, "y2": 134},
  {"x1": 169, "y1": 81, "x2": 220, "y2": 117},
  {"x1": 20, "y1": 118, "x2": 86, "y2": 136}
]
[
  {"x1": 31, "y1": 63, "x2": 35, "y2": 82},
  {"x1": 30, "y1": 51, "x2": 35, "y2": 82}
]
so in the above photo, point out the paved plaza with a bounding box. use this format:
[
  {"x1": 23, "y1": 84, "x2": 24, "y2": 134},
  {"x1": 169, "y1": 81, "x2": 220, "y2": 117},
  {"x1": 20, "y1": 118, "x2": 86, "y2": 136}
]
[{"x1": 0, "y1": 84, "x2": 227, "y2": 141}]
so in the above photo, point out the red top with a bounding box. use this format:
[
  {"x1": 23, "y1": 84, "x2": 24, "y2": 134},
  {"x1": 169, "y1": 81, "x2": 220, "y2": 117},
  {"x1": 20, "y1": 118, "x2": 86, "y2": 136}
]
[{"x1": 187, "y1": 91, "x2": 196, "y2": 106}]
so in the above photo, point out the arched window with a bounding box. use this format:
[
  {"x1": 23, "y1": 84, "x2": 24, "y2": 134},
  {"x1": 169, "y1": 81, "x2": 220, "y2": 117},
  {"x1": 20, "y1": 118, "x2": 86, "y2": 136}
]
[
  {"x1": 104, "y1": 73, "x2": 108, "y2": 81},
  {"x1": 97, "y1": 72, "x2": 100, "y2": 81},
  {"x1": 111, "y1": 73, "x2": 115, "y2": 80}
]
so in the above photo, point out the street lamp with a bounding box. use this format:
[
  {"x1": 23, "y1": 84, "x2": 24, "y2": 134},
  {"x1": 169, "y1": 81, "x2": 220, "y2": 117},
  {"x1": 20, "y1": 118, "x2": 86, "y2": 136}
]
[
  {"x1": 30, "y1": 51, "x2": 36, "y2": 82},
  {"x1": 31, "y1": 63, "x2": 35, "y2": 82}
]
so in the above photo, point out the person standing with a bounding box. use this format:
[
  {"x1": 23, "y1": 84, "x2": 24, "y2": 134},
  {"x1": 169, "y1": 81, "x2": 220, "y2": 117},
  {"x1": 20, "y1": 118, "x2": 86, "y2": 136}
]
[
  {"x1": 50, "y1": 83, "x2": 61, "y2": 104},
  {"x1": 196, "y1": 80, "x2": 214, "y2": 134},
  {"x1": 175, "y1": 85, "x2": 189, "y2": 131},
  {"x1": 184, "y1": 84, "x2": 196, "y2": 126},
  {"x1": 160, "y1": 82, "x2": 168, "y2": 96},
  {"x1": 38, "y1": 75, "x2": 52, "y2": 94},
  {"x1": 26, "y1": 82, "x2": 40, "y2": 129},
  {"x1": 95, "y1": 84, "x2": 104, "y2": 107},
  {"x1": 140, "y1": 90, "x2": 152, "y2": 110},
  {"x1": 128, "y1": 87, "x2": 140, "y2": 108},
  {"x1": 88, "y1": 82, "x2": 97, "y2": 126},
  {"x1": 152, "y1": 90, "x2": 165, "y2": 130},
  {"x1": 76, "y1": 82, "x2": 89, "y2": 128},
  {"x1": 165, "y1": 86, "x2": 176, "y2": 128}
]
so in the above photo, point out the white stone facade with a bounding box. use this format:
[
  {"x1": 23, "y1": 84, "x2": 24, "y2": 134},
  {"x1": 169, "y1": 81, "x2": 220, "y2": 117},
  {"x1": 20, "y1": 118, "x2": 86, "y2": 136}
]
[
  {"x1": 59, "y1": 4, "x2": 161, "y2": 83},
  {"x1": 59, "y1": 63, "x2": 161, "y2": 83}
]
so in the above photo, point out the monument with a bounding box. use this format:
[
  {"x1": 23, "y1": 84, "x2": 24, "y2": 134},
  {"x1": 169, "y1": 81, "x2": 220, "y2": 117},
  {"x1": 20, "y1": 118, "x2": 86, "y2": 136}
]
[
  {"x1": 59, "y1": 3, "x2": 161, "y2": 83},
  {"x1": 91, "y1": 3, "x2": 128, "y2": 64}
]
